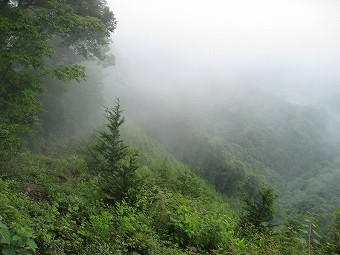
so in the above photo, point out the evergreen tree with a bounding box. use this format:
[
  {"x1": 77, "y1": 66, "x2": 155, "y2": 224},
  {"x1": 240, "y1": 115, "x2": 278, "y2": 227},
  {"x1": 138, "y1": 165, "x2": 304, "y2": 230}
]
[
  {"x1": 240, "y1": 187, "x2": 277, "y2": 233},
  {"x1": 92, "y1": 100, "x2": 140, "y2": 203}
]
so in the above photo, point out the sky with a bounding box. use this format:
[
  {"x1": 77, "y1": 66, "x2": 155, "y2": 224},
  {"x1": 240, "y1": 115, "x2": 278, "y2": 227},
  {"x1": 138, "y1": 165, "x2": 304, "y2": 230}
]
[{"x1": 106, "y1": 0, "x2": 340, "y2": 104}]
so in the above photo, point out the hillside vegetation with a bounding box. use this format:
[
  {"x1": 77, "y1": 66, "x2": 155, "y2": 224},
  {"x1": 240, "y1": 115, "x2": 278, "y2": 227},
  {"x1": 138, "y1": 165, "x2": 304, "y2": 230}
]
[
  {"x1": 0, "y1": 100, "x2": 339, "y2": 254},
  {"x1": 0, "y1": 0, "x2": 339, "y2": 254},
  {"x1": 118, "y1": 84, "x2": 340, "y2": 223}
]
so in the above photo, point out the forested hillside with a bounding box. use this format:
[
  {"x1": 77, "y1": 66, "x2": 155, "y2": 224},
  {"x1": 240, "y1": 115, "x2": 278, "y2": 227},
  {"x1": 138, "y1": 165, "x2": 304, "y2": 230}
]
[
  {"x1": 115, "y1": 83, "x2": 340, "y2": 231},
  {"x1": 0, "y1": 0, "x2": 339, "y2": 254}
]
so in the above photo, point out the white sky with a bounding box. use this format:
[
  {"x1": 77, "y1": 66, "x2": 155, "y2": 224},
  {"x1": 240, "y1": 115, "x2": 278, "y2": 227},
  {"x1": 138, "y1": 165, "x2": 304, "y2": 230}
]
[
  {"x1": 109, "y1": 0, "x2": 340, "y2": 55},
  {"x1": 106, "y1": 0, "x2": 340, "y2": 100}
]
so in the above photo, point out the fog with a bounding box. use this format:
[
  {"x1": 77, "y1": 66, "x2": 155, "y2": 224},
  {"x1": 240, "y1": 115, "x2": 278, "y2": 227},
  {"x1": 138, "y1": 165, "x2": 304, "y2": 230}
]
[
  {"x1": 101, "y1": 0, "x2": 340, "y2": 219},
  {"x1": 105, "y1": 0, "x2": 340, "y2": 109}
]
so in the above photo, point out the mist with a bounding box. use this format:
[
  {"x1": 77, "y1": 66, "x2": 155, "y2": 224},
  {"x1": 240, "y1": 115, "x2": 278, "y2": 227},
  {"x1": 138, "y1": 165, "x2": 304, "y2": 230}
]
[
  {"x1": 101, "y1": 0, "x2": 340, "y2": 217},
  {"x1": 106, "y1": 0, "x2": 340, "y2": 110}
]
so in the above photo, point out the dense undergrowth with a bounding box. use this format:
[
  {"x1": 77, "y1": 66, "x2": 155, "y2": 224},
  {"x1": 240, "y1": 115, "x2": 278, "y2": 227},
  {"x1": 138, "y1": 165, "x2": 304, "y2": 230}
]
[{"x1": 0, "y1": 111, "x2": 339, "y2": 254}]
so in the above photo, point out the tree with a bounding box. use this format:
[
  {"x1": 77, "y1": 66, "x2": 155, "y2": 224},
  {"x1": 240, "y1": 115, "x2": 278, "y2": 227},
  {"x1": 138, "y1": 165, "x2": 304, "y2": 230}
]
[
  {"x1": 91, "y1": 100, "x2": 140, "y2": 203},
  {"x1": 0, "y1": 0, "x2": 115, "y2": 164},
  {"x1": 240, "y1": 187, "x2": 277, "y2": 233}
]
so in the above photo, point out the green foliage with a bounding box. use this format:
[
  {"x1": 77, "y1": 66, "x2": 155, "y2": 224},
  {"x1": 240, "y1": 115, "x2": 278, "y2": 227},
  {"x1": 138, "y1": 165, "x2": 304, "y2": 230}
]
[
  {"x1": 0, "y1": 199, "x2": 37, "y2": 255},
  {"x1": 167, "y1": 193, "x2": 245, "y2": 252},
  {"x1": 302, "y1": 214, "x2": 321, "y2": 253},
  {"x1": 0, "y1": 132, "x2": 338, "y2": 254},
  {"x1": 328, "y1": 208, "x2": 340, "y2": 254},
  {"x1": 0, "y1": 0, "x2": 115, "y2": 163},
  {"x1": 0, "y1": 214, "x2": 37, "y2": 255},
  {"x1": 278, "y1": 214, "x2": 306, "y2": 254},
  {"x1": 90, "y1": 100, "x2": 140, "y2": 203},
  {"x1": 240, "y1": 187, "x2": 277, "y2": 233},
  {"x1": 120, "y1": 84, "x2": 340, "y2": 236},
  {"x1": 1, "y1": 44, "x2": 339, "y2": 255},
  {"x1": 92, "y1": 100, "x2": 128, "y2": 171}
]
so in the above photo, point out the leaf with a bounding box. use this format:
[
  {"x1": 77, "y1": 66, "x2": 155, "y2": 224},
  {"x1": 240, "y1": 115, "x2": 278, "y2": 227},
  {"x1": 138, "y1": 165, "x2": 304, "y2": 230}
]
[
  {"x1": 18, "y1": 252, "x2": 31, "y2": 255},
  {"x1": 18, "y1": 228, "x2": 32, "y2": 238},
  {"x1": 11, "y1": 235, "x2": 20, "y2": 243},
  {"x1": 26, "y1": 239, "x2": 38, "y2": 252},
  {"x1": 2, "y1": 248, "x2": 16, "y2": 255},
  {"x1": 304, "y1": 219, "x2": 310, "y2": 223},
  {"x1": 296, "y1": 237, "x2": 306, "y2": 245},
  {"x1": 312, "y1": 229, "x2": 320, "y2": 237},
  {"x1": 313, "y1": 239, "x2": 320, "y2": 245},
  {"x1": 0, "y1": 228, "x2": 11, "y2": 244}
]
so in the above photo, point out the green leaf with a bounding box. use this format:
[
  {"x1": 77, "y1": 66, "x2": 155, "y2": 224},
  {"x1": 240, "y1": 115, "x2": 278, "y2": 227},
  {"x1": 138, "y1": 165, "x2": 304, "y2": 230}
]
[
  {"x1": 298, "y1": 238, "x2": 306, "y2": 245},
  {"x1": 314, "y1": 239, "x2": 320, "y2": 245},
  {"x1": 18, "y1": 228, "x2": 32, "y2": 238},
  {"x1": 312, "y1": 229, "x2": 320, "y2": 237},
  {"x1": 26, "y1": 239, "x2": 38, "y2": 252},
  {"x1": 11, "y1": 235, "x2": 20, "y2": 243},
  {"x1": 0, "y1": 228, "x2": 11, "y2": 244},
  {"x1": 2, "y1": 247, "x2": 16, "y2": 255}
]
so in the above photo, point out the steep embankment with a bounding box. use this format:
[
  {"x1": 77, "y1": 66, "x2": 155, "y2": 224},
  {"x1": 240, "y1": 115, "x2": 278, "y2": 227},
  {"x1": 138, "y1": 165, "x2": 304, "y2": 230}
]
[{"x1": 1, "y1": 108, "x2": 338, "y2": 254}]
